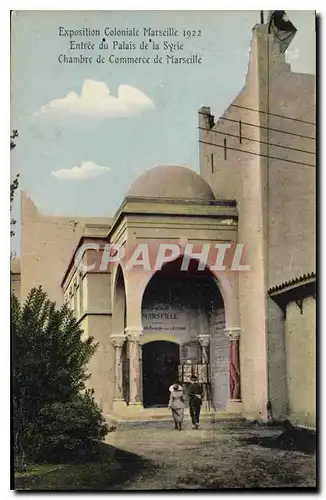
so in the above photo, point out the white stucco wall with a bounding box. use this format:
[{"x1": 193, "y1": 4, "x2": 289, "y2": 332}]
[
  {"x1": 285, "y1": 296, "x2": 316, "y2": 428},
  {"x1": 21, "y1": 191, "x2": 111, "y2": 305},
  {"x1": 199, "y1": 24, "x2": 315, "y2": 420}
]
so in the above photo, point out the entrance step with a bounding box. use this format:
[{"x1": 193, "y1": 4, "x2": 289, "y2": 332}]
[{"x1": 107, "y1": 409, "x2": 246, "y2": 430}]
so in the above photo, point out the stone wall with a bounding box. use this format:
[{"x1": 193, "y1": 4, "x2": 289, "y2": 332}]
[
  {"x1": 84, "y1": 272, "x2": 112, "y2": 313},
  {"x1": 85, "y1": 314, "x2": 115, "y2": 417},
  {"x1": 63, "y1": 246, "x2": 114, "y2": 416},
  {"x1": 200, "y1": 25, "x2": 270, "y2": 419},
  {"x1": 20, "y1": 191, "x2": 111, "y2": 305},
  {"x1": 209, "y1": 308, "x2": 228, "y2": 409},
  {"x1": 199, "y1": 23, "x2": 315, "y2": 420},
  {"x1": 267, "y1": 298, "x2": 288, "y2": 420},
  {"x1": 268, "y1": 71, "x2": 316, "y2": 288},
  {"x1": 285, "y1": 296, "x2": 316, "y2": 428}
]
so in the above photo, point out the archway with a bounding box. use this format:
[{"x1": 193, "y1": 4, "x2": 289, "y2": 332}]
[
  {"x1": 142, "y1": 340, "x2": 179, "y2": 408},
  {"x1": 112, "y1": 266, "x2": 129, "y2": 403},
  {"x1": 112, "y1": 265, "x2": 127, "y2": 333},
  {"x1": 141, "y1": 256, "x2": 229, "y2": 410}
]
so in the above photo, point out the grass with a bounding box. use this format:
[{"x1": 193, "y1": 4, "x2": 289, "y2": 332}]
[{"x1": 14, "y1": 442, "x2": 154, "y2": 491}]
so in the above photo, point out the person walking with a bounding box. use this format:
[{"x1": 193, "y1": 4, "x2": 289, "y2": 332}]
[
  {"x1": 188, "y1": 375, "x2": 203, "y2": 429},
  {"x1": 168, "y1": 383, "x2": 185, "y2": 431}
]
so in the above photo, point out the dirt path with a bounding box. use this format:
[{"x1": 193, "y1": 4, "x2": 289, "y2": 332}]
[{"x1": 106, "y1": 422, "x2": 316, "y2": 490}]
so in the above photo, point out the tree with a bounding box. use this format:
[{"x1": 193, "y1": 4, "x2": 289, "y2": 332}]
[
  {"x1": 10, "y1": 130, "x2": 19, "y2": 238},
  {"x1": 10, "y1": 174, "x2": 19, "y2": 238},
  {"x1": 10, "y1": 129, "x2": 18, "y2": 150},
  {"x1": 12, "y1": 287, "x2": 108, "y2": 466}
]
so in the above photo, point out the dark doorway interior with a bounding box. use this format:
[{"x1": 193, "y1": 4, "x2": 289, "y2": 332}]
[{"x1": 142, "y1": 341, "x2": 179, "y2": 408}]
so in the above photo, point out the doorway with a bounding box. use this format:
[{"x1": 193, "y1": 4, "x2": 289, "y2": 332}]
[{"x1": 142, "y1": 341, "x2": 179, "y2": 408}]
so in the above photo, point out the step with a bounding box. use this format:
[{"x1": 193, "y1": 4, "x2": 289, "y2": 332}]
[
  {"x1": 107, "y1": 410, "x2": 246, "y2": 430},
  {"x1": 109, "y1": 418, "x2": 246, "y2": 431}
]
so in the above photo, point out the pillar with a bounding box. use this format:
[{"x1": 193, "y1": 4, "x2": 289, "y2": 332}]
[
  {"x1": 197, "y1": 334, "x2": 210, "y2": 364},
  {"x1": 110, "y1": 334, "x2": 125, "y2": 400},
  {"x1": 224, "y1": 327, "x2": 243, "y2": 414},
  {"x1": 125, "y1": 327, "x2": 142, "y2": 406},
  {"x1": 110, "y1": 334, "x2": 127, "y2": 412},
  {"x1": 197, "y1": 334, "x2": 211, "y2": 411}
]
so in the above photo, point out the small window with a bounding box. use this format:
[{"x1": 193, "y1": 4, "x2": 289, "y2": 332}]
[{"x1": 210, "y1": 153, "x2": 214, "y2": 174}]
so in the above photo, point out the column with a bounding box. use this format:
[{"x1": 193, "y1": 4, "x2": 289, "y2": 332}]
[
  {"x1": 110, "y1": 334, "x2": 126, "y2": 402},
  {"x1": 197, "y1": 334, "x2": 210, "y2": 364},
  {"x1": 197, "y1": 334, "x2": 211, "y2": 411},
  {"x1": 125, "y1": 327, "x2": 142, "y2": 406},
  {"x1": 224, "y1": 327, "x2": 242, "y2": 401}
]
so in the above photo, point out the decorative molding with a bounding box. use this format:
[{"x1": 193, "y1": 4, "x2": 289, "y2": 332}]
[
  {"x1": 197, "y1": 334, "x2": 211, "y2": 347},
  {"x1": 269, "y1": 273, "x2": 316, "y2": 313},
  {"x1": 110, "y1": 334, "x2": 126, "y2": 348},
  {"x1": 224, "y1": 327, "x2": 241, "y2": 342},
  {"x1": 125, "y1": 327, "x2": 143, "y2": 343},
  {"x1": 76, "y1": 310, "x2": 112, "y2": 326},
  {"x1": 220, "y1": 218, "x2": 236, "y2": 225},
  {"x1": 140, "y1": 333, "x2": 180, "y2": 345},
  {"x1": 268, "y1": 272, "x2": 316, "y2": 295},
  {"x1": 124, "y1": 196, "x2": 237, "y2": 207}
]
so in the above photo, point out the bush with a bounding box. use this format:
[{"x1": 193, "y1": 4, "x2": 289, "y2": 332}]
[
  {"x1": 12, "y1": 287, "x2": 108, "y2": 465},
  {"x1": 27, "y1": 390, "x2": 109, "y2": 462}
]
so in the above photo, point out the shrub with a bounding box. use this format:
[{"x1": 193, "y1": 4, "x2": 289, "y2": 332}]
[
  {"x1": 12, "y1": 287, "x2": 108, "y2": 465},
  {"x1": 28, "y1": 390, "x2": 108, "y2": 462}
]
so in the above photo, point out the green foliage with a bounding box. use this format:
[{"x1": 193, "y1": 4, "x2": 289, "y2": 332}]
[
  {"x1": 12, "y1": 287, "x2": 108, "y2": 465},
  {"x1": 10, "y1": 129, "x2": 18, "y2": 150},
  {"x1": 10, "y1": 130, "x2": 19, "y2": 238},
  {"x1": 10, "y1": 174, "x2": 19, "y2": 206},
  {"x1": 25, "y1": 391, "x2": 108, "y2": 462}
]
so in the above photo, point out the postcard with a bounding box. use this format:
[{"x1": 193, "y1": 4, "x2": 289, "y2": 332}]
[{"x1": 11, "y1": 10, "x2": 316, "y2": 491}]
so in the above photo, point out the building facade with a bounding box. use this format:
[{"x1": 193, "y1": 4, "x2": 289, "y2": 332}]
[{"x1": 12, "y1": 19, "x2": 316, "y2": 427}]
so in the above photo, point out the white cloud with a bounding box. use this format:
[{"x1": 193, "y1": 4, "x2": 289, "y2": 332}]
[
  {"x1": 37, "y1": 80, "x2": 155, "y2": 118},
  {"x1": 286, "y1": 47, "x2": 300, "y2": 62},
  {"x1": 52, "y1": 161, "x2": 111, "y2": 180}
]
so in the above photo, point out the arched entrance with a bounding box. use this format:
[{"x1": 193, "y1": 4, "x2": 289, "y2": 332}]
[
  {"x1": 141, "y1": 256, "x2": 229, "y2": 410},
  {"x1": 112, "y1": 266, "x2": 129, "y2": 403},
  {"x1": 142, "y1": 341, "x2": 179, "y2": 408}
]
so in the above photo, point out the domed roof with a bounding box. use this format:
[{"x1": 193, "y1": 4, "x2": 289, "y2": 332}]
[{"x1": 126, "y1": 165, "x2": 215, "y2": 201}]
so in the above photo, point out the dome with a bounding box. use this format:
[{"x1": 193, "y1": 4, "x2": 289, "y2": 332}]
[{"x1": 126, "y1": 165, "x2": 215, "y2": 201}]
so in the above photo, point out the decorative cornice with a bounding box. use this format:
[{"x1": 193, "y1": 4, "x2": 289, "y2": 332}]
[
  {"x1": 107, "y1": 198, "x2": 238, "y2": 242},
  {"x1": 124, "y1": 196, "x2": 237, "y2": 207},
  {"x1": 224, "y1": 327, "x2": 241, "y2": 342},
  {"x1": 110, "y1": 334, "x2": 126, "y2": 348},
  {"x1": 76, "y1": 310, "x2": 112, "y2": 326},
  {"x1": 61, "y1": 234, "x2": 110, "y2": 289},
  {"x1": 269, "y1": 272, "x2": 316, "y2": 312},
  {"x1": 220, "y1": 219, "x2": 237, "y2": 225},
  {"x1": 125, "y1": 327, "x2": 143, "y2": 342},
  {"x1": 197, "y1": 334, "x2": 211, "y2": 347},
  {"x1": 268, "y1": 272, "x2": 316, "y2": 295}
]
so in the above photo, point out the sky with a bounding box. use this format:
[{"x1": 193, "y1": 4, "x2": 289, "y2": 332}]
[{"x1": 10, "y1": 10, "x2": 316, "y2": 254}]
